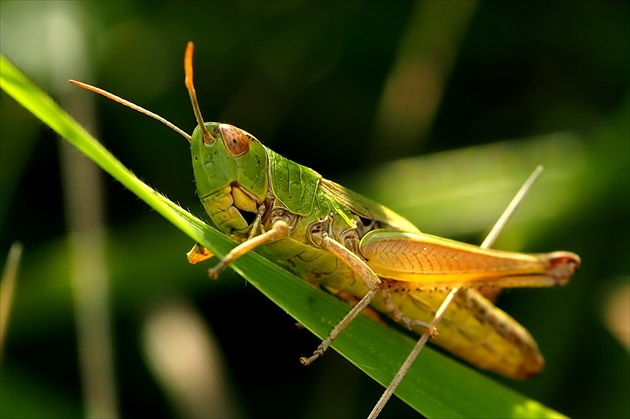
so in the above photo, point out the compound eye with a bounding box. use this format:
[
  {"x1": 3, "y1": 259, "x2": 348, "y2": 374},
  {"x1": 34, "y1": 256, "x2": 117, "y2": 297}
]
[{"x1": 220, "y1": 124, "x2": 249, "y2": 156}]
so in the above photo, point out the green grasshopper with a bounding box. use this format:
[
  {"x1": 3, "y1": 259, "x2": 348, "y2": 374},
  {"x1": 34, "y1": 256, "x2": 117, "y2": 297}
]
[{"x1": 71, "y1": 42, "x2": 580, "y2": 414}]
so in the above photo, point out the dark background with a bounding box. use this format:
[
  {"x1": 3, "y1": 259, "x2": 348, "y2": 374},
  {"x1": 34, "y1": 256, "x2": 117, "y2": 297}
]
[{"x1": 1, "y1": 1, "x2": 628, "y2": 418}]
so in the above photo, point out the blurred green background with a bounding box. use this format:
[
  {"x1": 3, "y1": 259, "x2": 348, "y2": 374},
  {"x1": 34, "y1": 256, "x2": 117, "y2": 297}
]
[{"x1": 1, "y1": 1, "x2": 628, "y2": 418}]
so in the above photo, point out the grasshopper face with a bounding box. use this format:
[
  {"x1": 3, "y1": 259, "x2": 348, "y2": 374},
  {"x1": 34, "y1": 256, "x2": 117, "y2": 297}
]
[{"x1": 191, "y1": 122, "x2": 269, "y2": 234}]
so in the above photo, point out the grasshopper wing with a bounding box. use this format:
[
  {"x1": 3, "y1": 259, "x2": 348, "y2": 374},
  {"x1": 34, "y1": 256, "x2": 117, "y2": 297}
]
[{"x1": 359, "y1": 230, "x2": 580, "y2": 289}]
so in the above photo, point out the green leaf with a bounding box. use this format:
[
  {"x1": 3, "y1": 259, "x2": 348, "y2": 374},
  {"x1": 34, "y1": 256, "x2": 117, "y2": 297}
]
[{"x1": 1, "y1": 54, "x2": 566, "y2": 418}]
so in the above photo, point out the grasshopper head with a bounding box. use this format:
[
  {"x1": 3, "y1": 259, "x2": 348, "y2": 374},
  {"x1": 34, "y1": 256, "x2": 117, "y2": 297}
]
[
  {"x1": 190, "y1": 122, "x2": 269, "y2": 233},
  {"x1": 190, "y1": 122, "x2": 268, "y2": 200}
]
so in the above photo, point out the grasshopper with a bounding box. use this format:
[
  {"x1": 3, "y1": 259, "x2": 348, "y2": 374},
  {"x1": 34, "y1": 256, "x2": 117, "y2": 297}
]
[{"x1": 71, "y1": 42, "x2": 580, "y2": 416}]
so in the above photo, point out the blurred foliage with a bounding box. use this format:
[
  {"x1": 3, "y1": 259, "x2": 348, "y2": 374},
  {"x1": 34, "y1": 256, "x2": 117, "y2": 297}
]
[{"x1": 1, "y1": 1, "x2": 628, "y2": 419}]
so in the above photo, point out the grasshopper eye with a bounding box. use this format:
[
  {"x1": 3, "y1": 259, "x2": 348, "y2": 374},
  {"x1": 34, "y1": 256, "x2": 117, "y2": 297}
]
[{"x1": 220, "y1": 124, "x2": 250, "y2": 156}]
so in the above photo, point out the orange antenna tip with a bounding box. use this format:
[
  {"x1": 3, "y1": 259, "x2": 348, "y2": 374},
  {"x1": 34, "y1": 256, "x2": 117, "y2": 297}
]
[{"x1": 184, "y1": 42, "x2": 194, "y2": 92}]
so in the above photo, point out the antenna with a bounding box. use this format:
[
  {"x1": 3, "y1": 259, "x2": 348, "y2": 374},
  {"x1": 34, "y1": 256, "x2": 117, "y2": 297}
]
[
  {"x1": 68, "y1": 80, "x2": 192, "y2": 143},
  {"x1": 184, "y1": 42, "x2": 214, "y2": 144}
]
